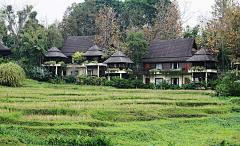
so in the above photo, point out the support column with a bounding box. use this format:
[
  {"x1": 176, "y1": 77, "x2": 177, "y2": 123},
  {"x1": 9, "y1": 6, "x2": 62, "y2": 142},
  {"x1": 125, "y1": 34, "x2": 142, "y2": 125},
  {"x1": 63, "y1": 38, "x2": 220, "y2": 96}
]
[
  {"x1": 86, "y1": 66, "x2": 88, "y2": 75},
  {"x1": 205, "y1": 72, "x2": 208, "y2": 86},
  {"x1": 120, "y1": 73, "x2": 122, "y2": 79},
  {"x1": 108, "y1": 76, "x2": 110, "y2": 81},
  {"x1": 97, "y1": 65, "x2": 99, "y2": 77},
  {"x1": 55, "y1": 65, "x2": 57, "y2": 75},
  {"x1": 191, "y1": 72, "x2": 193, "y2": 82},
  {"x1": 61, "y1": 70, "x2": 63, "y2": 76}
]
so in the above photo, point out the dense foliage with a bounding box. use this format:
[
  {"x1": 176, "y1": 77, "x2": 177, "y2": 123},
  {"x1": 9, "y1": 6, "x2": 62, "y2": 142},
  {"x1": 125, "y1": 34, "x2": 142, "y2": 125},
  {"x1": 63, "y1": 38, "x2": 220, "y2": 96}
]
[
  {"x1": 0, "y1": 62, "x2": 25, "y2": 87},
  {"x1": 0, "y1": 58, "x2": 10, "y2": 64},
  {"x1": 28, "y1": 67, "x2": 51, "y2": 82},
  {"x1": 126, "y1": 32, "x2": 148, "y2": 69},
  {"x1": 182, "y1": 80, "x2": 207, "y2": 90},
  {"x1": 76, "y1": 75, "x2": 106, "y2": 85},
  {"x1": 216, "y1": 70, "x2": 240, "y2": 96}
]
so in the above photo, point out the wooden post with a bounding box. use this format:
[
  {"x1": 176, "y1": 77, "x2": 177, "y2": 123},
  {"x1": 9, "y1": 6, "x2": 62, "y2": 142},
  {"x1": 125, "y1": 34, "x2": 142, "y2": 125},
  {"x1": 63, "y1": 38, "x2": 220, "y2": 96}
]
[
  {"x1": 55, "y1": 65, "x2": 57, "y2": 75},
  {"x1": 97, "y1": 65, "x2": 99, "y2": 77},
  {"x1": 205, "y1": 72, "x2": 208, "y2": 87},
  {"x1": 192, "y1": 72, "x2": 193, "y2": 82}
]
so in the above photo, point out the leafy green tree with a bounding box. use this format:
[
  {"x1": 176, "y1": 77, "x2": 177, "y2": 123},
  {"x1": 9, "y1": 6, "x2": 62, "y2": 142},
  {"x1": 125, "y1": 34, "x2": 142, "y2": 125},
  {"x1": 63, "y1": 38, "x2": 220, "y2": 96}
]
[
  {"x1": 216, "y1": 70, "x2": 240, "y2": 96},
  {"x1": 47, "y1": 24, "x2": 64, "y2": 49},
  {"x1": 121, "y1": 0, "x2": 163, "y2": 29},
  {"x1": 126, "y1": 32, "x2": 148, "y2": 69},
  {"x1": 72, "y1": 52, "x2": 86, "y2": 64},
  {"x1": 143, "y1": 0, "x2": 182, "y2": 41},
  {"x1": 2, "y1": 5, "x2": 33, "y2": 50},
  {"x1": 59, "y1": 0, "x2": 98, "y2": 39},
  {"x1": 184, "y1": 25, "x2": 199, "y2": 39},
  {"x1": 19, "y1": 11, "x2": 48, "y2": 67},
  {"x1": 0, "y1": 15, "x2": 7, "y2": 43},
  {"x1": 19, "y1": 26, "x2": 48, "y2": 67}
]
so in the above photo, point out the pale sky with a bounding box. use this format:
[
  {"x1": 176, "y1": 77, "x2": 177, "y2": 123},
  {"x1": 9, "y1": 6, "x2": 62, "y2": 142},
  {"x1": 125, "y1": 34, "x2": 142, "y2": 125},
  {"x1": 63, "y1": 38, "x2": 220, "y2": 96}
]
[{"x1": 1, "y1": 0, "x2": 236, "y2": 28}]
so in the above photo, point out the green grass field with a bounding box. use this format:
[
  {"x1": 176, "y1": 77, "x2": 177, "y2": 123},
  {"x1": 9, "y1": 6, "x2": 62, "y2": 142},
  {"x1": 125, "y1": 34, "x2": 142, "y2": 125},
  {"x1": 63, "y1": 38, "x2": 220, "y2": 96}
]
[{"x1": 0, "y1": 79, "x2": 239, "y2": 145}]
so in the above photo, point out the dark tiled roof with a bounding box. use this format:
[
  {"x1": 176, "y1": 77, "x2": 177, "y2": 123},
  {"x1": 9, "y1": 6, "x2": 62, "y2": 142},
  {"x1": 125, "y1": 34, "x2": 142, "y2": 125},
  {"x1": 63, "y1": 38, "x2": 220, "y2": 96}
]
[
  {"x1": 0, "y1": 43, "x2": 11, "y2": 51},
  {"x1": 143, "y1": 57, "x2": 190, "y2": 63},
  {"x1": 0, "y1": 42, "x2": 12, "y2": 56},
  {"x1": 142, "y1": 38, "x2": 196, "y2": 62},
  {"x1": 103, "y1": 51, "x2": 134, "y2": 64},
  {"x1": 194, "y1": 48, "x2": 211, "y2": 55},
  {"x1": 186, "y1": 48, "x2": 218, "y2": 62},
  {"x1": 112, "y1": 51, "x2": 126, "y2": 57},
  {"x1": 82, "y1": 45, "x2": 104, "y2": 56},
  {"x1": 61, "y1": 36, "x2": 95, "y2": 56},
  {"x1": 45, "y1": 47, "x2": 68, "y2": 58}
]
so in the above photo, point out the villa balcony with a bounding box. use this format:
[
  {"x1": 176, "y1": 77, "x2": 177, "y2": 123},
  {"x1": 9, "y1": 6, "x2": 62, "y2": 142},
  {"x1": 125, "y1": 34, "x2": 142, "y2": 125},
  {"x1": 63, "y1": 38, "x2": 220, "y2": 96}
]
[{"x1": 188, "y1": 66, "x2": 217, "y2": 73}]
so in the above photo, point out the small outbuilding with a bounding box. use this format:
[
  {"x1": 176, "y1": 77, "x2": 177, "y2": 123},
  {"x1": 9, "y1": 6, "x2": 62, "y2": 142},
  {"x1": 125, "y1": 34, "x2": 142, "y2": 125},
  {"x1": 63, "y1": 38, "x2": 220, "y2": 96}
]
[
  {"x1": 82, "y1": 45, "x2": 105, "y2": 62},
  {"x1": 45, "y1": 47, "x2": 68, "y2": 62},
  {"x1": 0, "y1": 42, "x2": 12, "y2": 58},
  {"x1": 103, "y1": 51, "x2": 134, "y2": 79}
]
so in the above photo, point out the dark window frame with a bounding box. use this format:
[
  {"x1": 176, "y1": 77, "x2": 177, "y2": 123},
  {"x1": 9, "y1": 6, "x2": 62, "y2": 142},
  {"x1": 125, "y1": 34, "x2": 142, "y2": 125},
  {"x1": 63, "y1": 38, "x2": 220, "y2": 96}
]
[
  {"x1": 155, "y1": 78, "x2": 163, "y2": 85},
  {"x1": 156, "y1": 63, "x2": 163, "y2": 69},
  {"x1": 171, "y1": 62, "x2": 179, "y2": 69},
  {"x1": 171, "y1": 78, "x2": 179, "y2": 85}
]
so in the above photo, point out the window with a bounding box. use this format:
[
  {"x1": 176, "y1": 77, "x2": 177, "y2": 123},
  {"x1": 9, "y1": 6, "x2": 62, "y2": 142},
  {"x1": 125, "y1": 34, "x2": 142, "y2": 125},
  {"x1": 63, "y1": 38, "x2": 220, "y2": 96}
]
[
  {"x1": 171, "y1": 78, "x2": 179, "y2": 85},
  {"x1": 71, "y1": 71, "x2": 79, "y2": 76},
  {"x1": 87, "y1": 70, "x2": 92, "y2": 75},
  {"x1": 156, "y1": 63, "x2": 162, "y2": 69},
  {"x1": 171, "y1": 63, "x2": 179, "y2": 69},
  {"x1": 155, "y1": 78, "x2": 163, "y2": 85}
]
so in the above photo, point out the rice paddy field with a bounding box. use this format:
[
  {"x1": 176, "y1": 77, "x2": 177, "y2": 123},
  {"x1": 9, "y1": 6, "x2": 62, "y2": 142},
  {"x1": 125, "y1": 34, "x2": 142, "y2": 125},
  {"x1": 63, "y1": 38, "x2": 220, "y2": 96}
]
[{"x1": 0, "y1": 79, "x2": 239, "y2": 145}]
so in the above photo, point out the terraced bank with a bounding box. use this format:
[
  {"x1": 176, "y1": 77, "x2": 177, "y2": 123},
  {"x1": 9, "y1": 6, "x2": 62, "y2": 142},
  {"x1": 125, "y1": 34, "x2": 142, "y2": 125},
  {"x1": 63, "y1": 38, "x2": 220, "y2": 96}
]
[{"x1": 0, "y1": 79, "x2": 239, "y2": 145}]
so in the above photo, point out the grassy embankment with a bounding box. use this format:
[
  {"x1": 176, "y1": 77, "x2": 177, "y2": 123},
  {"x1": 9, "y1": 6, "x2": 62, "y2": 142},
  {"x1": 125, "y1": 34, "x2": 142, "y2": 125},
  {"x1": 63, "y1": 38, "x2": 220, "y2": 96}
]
[{"x1": 0, "y1": 79, "x2": 239, "y2": 145}]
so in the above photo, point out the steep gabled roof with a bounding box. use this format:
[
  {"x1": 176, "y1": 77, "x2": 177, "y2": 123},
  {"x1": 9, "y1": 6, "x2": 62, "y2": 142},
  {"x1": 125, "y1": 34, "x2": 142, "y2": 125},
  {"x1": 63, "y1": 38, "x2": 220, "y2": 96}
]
[
  {"x1": 61, "y1": 36, "x2": 95, "y2": 56},
  {"x1": 82, "y1": 45, "x2": 104, "y2": 56},
  {"x1": 0, "y1": 43, "x2": 11, "y2": 51},
  {"x1": 45, "y1": 47, "x2": 68, "y2": 58},
  {"x1": 186, "y1": 48, "x2": 218, "y2": 62},
  {"x1": 0, "y1": 42, "x2": 12, "y2": 56},
  {"x1": 103, "y1": 51, "x2": 134, "y2": 64},
  {"x1": 142, "y1": 38, "x2": 197, "y2": 63}
]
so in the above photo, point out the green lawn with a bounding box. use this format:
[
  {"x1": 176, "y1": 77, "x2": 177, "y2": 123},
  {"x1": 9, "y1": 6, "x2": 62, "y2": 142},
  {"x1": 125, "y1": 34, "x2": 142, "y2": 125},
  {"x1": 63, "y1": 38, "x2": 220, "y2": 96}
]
[{"x1": 0, "y1": 79, "x2": 239, "y2": 145}]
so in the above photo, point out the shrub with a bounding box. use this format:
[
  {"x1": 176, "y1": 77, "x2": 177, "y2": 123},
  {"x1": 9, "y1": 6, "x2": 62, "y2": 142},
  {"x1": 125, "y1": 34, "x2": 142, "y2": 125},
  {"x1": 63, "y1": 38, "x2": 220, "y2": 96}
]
[
  {"x1": 131, "y1": 79, "x2": 144, "y2": 88},
  {"x1": 0, "y1": 57, "x2": 10, "y2": 64},
  {"x1": 156, "y1": 80, "x2": 170, "y2": 90},
  {"x1": 48, "y1": 75, "x2": 66, "y2": 84},
  {"x1": 0, "y1": 62, "x2": 25, "y2": 87},
  {"x1": 76, "y1": 75, "x2": 106, "y2": 86},
  {"x1": 102, "y1": 77, "x2": 145, "y2": 89},
  {"x1": 183, "y1": 81, "x2": 197, "y2": 90},
  {"x1": 169, "y1": 84, "x2": 181, "y2": 90},
  {"x1": 215, "y1": 70, "x2": 240, "y2": 96},
  {"x1": 101, "y1": 80, "x2": 114, "y2": 86},
  {"x1": 62, "y1": 75, "x2": 76, "y2": 83},
  {"x1": 183, "y1": 80, "x2": 207, "y2": 90},
  {"x1": 28, "y1": 67, "x2": 51, "y2": 82},
  {"x1": 208, "y1": 78, "x2": 221, "y2": 90}
]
